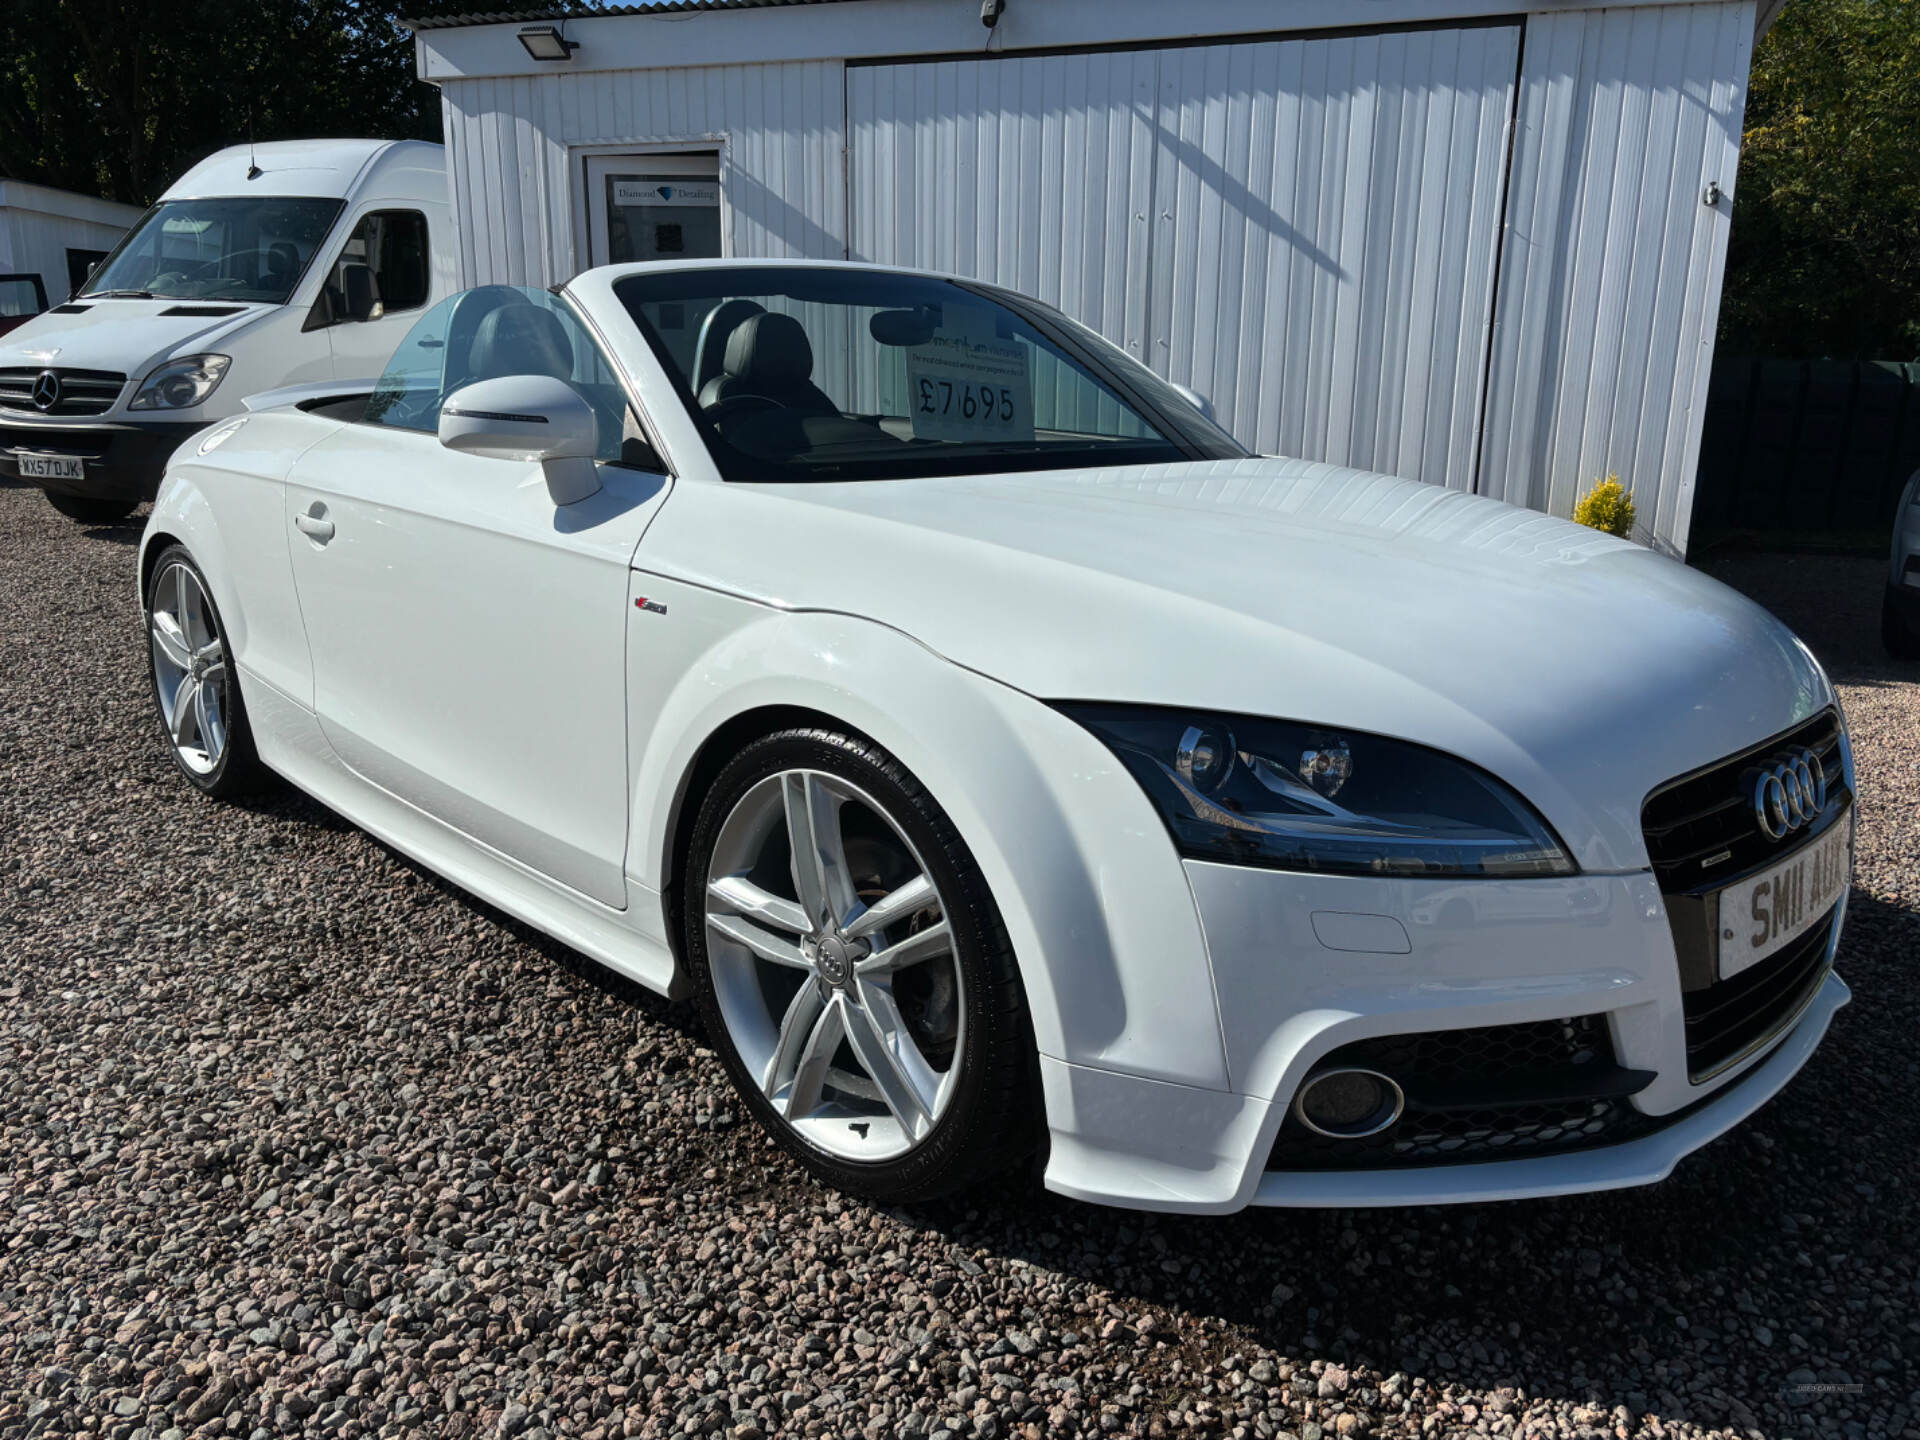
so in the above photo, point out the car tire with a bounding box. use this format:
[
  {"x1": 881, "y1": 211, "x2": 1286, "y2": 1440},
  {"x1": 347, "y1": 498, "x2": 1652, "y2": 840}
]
[
  {"x1": 145, "y1": 544, "x2": 267, "y2": 798},
  {"x1": 45, "y1": 491, "x2": 138, "y2": 525},
  {"x1": 682, "y1": 726, "x2": 1040, "y2": 1203},
  {"x1": 1884, "y1": 589, "x2": 1920, "y2": 660}
]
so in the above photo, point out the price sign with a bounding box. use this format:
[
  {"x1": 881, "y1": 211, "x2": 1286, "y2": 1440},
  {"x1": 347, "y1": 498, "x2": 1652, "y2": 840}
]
[{"x1": 904, "y1": 332, "x2": 1034, "y2": 444}]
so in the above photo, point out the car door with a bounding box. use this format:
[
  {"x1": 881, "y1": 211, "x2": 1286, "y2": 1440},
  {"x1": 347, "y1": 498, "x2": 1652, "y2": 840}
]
[
  {"x1": 318, "y1": 208, "x2": 439, "y2": 380},
  {"x1": 283, "y1": 288, "x2": 671, "y2": 909}
]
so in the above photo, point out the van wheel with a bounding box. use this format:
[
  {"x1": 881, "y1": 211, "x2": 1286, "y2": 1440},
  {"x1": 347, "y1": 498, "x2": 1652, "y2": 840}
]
[{"x1": 46, "y1": 491, "x2": 137, "y2": 525}]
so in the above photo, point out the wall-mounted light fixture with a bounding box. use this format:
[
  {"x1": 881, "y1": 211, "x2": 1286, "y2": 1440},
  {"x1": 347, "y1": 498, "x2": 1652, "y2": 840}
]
[
  {"x1": 980, "y1": 0, "x2": 1006, "y2": 27},
  {"x1": 517, "y1": 24, "x2": 578, "y2": 61}
]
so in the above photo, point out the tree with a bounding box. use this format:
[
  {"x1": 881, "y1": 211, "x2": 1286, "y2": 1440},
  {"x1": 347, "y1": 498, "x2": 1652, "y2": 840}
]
[
  {"x1": 1720, "y1": 0, "x2": 1920, "y2": 359},
  {"x1": 0, "y1": 0, "x2": 439, "y2": 208}
]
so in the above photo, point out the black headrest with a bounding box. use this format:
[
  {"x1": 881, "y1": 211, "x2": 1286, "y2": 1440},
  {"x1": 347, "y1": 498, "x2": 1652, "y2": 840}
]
[
  {"x1": 723, "y1": 313, "x2": 813, "y2": 385},
  {"x1": 267, "y1": 242, "x2": 299, "y2": 276},
  {"x1": 693, "y1": 298, "x2": 766, "y2": 393},
  {"x1": 469, "y1": 303, "x2": 575, "y2": 383}
]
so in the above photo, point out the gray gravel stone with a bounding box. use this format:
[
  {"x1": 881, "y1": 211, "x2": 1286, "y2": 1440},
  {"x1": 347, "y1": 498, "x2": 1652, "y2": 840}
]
[{"x1": 0, "y1": 491, "x2": 1914, "y2": 1440}]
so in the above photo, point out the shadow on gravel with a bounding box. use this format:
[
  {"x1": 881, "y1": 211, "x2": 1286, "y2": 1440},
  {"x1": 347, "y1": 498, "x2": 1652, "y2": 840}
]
[
  {"x1": 885, "y1": 887, "x2": 1914, "y2": 1429},
  {"x1": 0, "y1": 477, "x2": 147, "y2": 542}
]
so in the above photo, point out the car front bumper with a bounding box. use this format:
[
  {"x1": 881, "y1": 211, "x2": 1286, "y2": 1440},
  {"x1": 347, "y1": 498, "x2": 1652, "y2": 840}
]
[
  {"x1": 0, "y1": 415, "x2": 207, "y2": 501},
  {"x1": 1038, "y1": 860, "x2": 1848, "y2": 1214}
]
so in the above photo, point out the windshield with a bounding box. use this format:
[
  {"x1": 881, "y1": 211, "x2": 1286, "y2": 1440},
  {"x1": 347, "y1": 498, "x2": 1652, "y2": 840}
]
[
  {"x1": 614, "y1": 266, "x2": 1245, "y2": 483},
  {"x1": 82, "y1": 197, "x2": 344, "y2": 303}
]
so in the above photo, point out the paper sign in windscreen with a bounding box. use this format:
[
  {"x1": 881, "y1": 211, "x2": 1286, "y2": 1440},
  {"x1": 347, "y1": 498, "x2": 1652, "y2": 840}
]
[{"x1": 904, "y1": 332, "x2": 1035, "y2": 445}]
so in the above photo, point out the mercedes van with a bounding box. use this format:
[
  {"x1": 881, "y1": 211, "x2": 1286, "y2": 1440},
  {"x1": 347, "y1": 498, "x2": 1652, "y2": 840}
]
[{"x1": 0, "y1": 139, "x2": 453, "y2": 523}]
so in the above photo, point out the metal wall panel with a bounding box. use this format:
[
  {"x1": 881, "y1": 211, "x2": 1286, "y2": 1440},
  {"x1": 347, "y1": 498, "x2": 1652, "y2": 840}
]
[
  {"x1": 1478, "y1": 2, "x2": 1755, "y2": 552},
  {"x1": 0, "y1": 204, "x2": 136, "y2": 305},
  {"x1": 849, "y1": 51, "x2": 1161, "y2": 436},
  {"x1": 849, "y1": 27, "x2": 1520, "y2": 491},
  {"x1": 438, "y1": 59, "x2": 847, "y2": 289}
]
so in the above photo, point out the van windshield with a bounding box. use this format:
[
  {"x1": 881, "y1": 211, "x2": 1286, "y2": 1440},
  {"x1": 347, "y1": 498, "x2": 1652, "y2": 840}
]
[{"x1": 81, "y1": 197, "x2": 344, "y2": 304}]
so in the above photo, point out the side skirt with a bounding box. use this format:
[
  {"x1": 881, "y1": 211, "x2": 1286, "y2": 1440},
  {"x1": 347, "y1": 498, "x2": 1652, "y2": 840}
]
[{"x1": 243, "y1": 667, "x2": 685, "y2": 999}]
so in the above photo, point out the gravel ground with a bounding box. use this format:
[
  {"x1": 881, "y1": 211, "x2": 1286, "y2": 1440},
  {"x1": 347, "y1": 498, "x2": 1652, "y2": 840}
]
[{"x1": 2, "y1": 483, "x2": 1915, "y2": 1440}]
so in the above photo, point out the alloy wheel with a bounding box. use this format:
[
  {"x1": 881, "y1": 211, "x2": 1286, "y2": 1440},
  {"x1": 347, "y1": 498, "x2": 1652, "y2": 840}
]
[
  {"x1": 149, "y1": 561, "x2": 230, "y2": 775},
  {"x1": 703, "y1": 769, "x2": 966, "y2": 1162}
]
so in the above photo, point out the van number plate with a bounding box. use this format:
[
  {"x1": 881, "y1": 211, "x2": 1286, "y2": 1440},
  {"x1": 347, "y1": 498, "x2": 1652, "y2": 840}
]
[{"x1": 16, "y1": 453, "x2": 85, "y2": 481}]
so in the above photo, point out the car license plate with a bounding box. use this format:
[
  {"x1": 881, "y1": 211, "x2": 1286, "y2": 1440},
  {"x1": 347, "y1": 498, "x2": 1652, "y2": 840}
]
[
  {"x1": 1717, "y1": 823, "x2": 1850, "y2": 980},
  {"x1": 16, "y1": 452, "x2": 84, "y2": 481}
]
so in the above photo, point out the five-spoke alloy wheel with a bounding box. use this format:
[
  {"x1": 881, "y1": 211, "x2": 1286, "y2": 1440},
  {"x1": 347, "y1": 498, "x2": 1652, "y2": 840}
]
[
  {"x1": 684, "y1": 729, "x2": 1036, "y2": 1201},
  {"x1": 145, "y1": 545, "x2": 263, "y2": 796}
]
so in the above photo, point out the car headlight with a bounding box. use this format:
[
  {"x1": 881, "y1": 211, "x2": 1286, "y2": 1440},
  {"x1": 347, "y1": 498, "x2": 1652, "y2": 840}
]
[
  {"x1": 1058, "y1": 703, "x2": 1575, "y2": 878},
  {"x1": 129, "y1": 354, "x2": 230, "y2": 411}
]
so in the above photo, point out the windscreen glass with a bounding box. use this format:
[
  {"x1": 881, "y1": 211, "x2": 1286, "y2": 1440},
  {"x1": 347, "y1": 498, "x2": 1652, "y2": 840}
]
[
  {"x1": 82, "y1": 197, "x2": 344, "y2": 303},
  {"x1": 614, "y1": 266, "x2": 1246, "y2": 483}
]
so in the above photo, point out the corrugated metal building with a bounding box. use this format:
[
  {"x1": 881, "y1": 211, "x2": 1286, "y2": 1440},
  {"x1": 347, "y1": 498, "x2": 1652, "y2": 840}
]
[
  {"x1": 409, "y1": 0, "x2": 1775, "y2": 555},
  {"x1": 0, "y1": 179, "x2": 143, "y2": 311}
]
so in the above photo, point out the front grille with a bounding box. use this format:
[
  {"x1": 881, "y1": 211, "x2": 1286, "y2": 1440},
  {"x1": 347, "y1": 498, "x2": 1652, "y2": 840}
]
[
  {"x1": 1267, "y1": 1016, "x2": 1660, "y2": 1171},
  {"x1": 0, "y1": 423, "x2": 111, "y2": 460},
  {"x1": 1642, "y1": 710, "x2": 1847, "y2": 895},
  {"x1": 0, "y1": 367, "x2": 126, "y2": 415},
  {"x1": 1643, "y1": 710, "x2": 1849, "y2": 1067},
  {"x1": 1683, "y1": 906, "x2": 1834, "y2": 1080}
]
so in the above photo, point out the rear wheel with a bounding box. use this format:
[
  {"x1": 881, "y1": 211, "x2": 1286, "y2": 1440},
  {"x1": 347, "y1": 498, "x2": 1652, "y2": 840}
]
[
  {"x1": 46, "y1": 491, "x2": 137, "y2": 525},
  {"x1": 145, "y1": 545, "x2": 266, "y2": 797},
  {"x1": 683, "y1": 727, "x2": 1038, "y2": 1203}
]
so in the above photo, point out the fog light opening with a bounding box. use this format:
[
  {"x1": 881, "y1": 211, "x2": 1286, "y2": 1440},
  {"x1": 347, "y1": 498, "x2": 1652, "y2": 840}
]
[{"x1": 1294, "y1": 1067, "x2": 1405, "y2": 1139}]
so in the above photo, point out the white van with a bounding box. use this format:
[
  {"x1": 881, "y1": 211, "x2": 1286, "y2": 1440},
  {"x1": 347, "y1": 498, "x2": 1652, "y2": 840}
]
[{"x1": 0, "y1": 139, "x2": 453, "y2": 523}]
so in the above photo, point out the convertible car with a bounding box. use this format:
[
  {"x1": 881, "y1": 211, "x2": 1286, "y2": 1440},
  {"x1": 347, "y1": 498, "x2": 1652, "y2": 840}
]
[{"x1": 137, "y1": 261, "x2": 1853, "y2": 1212}]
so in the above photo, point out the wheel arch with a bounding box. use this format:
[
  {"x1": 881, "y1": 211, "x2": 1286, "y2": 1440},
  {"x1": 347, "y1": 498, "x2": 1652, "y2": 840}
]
[
  {"x1": 139, "y1": 526, "x2": 186, "y2": 606},
  {"x1": 658, "y1": 700, "x2": 856, "y2": 967},
  {"x1": 626, "y1": 602, "x2": 1231, "y2": 1093},
  {"x1": 138, "y1": 467, "x2": 249, "y2": 658}
]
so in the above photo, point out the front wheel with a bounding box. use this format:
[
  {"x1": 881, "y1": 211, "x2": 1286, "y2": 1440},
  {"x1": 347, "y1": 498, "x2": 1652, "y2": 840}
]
[
  {"x1": 683, "y1": 728, "x2": 1039, "y2": 1203},
  {"x1": 145, "y1": 545, "x2": 266, "y2": 797},
  {"x1": 46, "y1": 491, "x2": 137, "y2": 525}
]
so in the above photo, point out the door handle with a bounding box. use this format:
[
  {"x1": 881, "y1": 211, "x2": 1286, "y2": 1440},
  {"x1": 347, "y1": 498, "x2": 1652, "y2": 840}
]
[{"x1": 294, "y1": 504, "x2": 335, "y2": 544}]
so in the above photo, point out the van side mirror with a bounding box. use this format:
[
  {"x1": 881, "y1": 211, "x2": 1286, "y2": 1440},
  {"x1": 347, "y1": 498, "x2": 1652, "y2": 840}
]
[
  {"x1": 439, "y1": 375, "x2": 603, "y2": 505},
  {"x1": 339, "y1": 263, "x2": 380, "y2": 322}
]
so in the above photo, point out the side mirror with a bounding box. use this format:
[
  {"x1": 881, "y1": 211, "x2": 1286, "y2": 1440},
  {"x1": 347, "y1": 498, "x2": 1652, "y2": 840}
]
[
  {"x1": 339, "y1": 263, "x2": 380, "y2": 322},
  {"x1": 439, "y1": 375, "x2": 603, "y2": 505},
  {"x1": 1172, "y1": 382, "x2": 1215, "y2": 422}
]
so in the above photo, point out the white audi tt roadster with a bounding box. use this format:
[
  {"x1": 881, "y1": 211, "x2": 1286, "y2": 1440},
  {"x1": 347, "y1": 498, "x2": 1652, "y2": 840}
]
[{"x1": 137, "y1": 261, "x2": 1853, "y2": 1212}]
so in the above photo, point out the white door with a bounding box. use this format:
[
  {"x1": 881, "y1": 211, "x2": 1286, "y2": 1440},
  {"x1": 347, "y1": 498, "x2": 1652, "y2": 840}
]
[
  {"x1": 320, "y1": 206, "x2": 444, "y2": 380},
  {"x1": 849, "y1": 26, "x2": 1520, "y2": 491},
  {"x1": 283, "y1": 289, "x2": 670, "y2": 909},
  {"x1": 585, "y1": 153, "x2": 724, "y2": 268}
]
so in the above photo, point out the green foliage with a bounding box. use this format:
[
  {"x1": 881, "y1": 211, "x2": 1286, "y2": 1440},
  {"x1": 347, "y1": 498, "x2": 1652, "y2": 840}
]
[
  {"x1": 1720, "y1": 0, "x2": 1920, "y2": 359},
  {"x1": 1572, "y1": 476, "x2": 1637, "y2": 539},
  {"x1": 0, "y1": 1, "x2": 440, "y2": 208}
]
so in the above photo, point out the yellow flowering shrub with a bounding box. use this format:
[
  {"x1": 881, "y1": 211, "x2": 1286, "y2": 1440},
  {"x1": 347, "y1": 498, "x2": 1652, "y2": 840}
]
[{"x1": 1572, "y1": 475, "x2": 1636, "y2": 538}]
